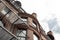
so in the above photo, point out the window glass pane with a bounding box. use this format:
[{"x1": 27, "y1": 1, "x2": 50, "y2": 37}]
[
  {"x1": 17, "y1": 29, "x2": 26, "y2": 40},
  {"x1": 33, "y1": 34, "x2": 38, "y2": 40},
  {"x1": 18, "y1": 32, "x2": 26, "y2": 37},
  {"x1": 21, "y1": 18, "x2": 27, "y2": 21},
  {"x1": 0, "y1": 21, "x2": 18, "y2": 40},
  {"x1": 32, "y1": 22, "x2": 36, "y2": 28},
  {"x1": 1, "y1": 7, "x2": 10, "y2": 15},
  {"x1": 17, "y1": 30, "x2": 26, "y2": 37},
  {"x1": 22, "y1": 30, "x2": 26, "y2": 35},
  {"x1": 0, "y1": 21, "x2": 4, "y2": 27},
  {"x1": 6, "y1": 11, "x2": 19, "y2": 23},
  {"x1": 21, "y1": 38, "x2": 25, "y2": 40},
  {"x1": 13, "y1": 1, "x2": 21, "y2": 9},
  {"x1": 17, "y1": 37, "x2": 25, "y2": 40},
  {"x1": 14, "y1": 18, "x2": 27, "y2": 24}
]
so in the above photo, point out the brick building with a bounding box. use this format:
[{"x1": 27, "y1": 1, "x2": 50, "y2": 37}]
[{"x1": 0, "y1": 0, "x2": 52, "y2": 40}]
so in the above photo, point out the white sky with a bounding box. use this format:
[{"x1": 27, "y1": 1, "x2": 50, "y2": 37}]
[{"x1": 18, "y1": 0, "x2": 60, "y2": 40}]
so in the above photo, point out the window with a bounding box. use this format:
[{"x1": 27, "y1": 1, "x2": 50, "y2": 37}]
[
  {"x1": 1, "y1": 7, "x2": 10, "y2": 15},
  {"x1": 33, "y1": 34, "x2": 39, "y2": 40},
  {"x1": 21, "y1": 18, "x2": 27, "y2": 22},
  {"x1": 1, "y1": 6, "x2": 19, "y2": 23},
  {"x1": 0, "y1": 21, "x2": 18, "y2": 40},
  {"x1": 17, "y1": 29, "x2": 27, "y2": 40},
  {"x1": 13, "y1": 1, "x2": 21, "y2": 9},
  {"x1": 32, "y1": 21, "x2": 36, "y2": 28},
  {"x1": 0, "y1": 21, "x2": 4, "y2": 27},
  {"x1": 14, "y1": 18, "x2": 27, "y2": 24},
  {"x1": 6, "y1": 11, "x2": 19, "y2": 23}
]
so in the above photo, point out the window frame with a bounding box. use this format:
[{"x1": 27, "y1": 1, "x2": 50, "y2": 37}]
[
  {"x1": 16, "y1": 29, "x2": 27, "y2": 40},
  {"x1": 1, "y1": 6, "x2": 11, "y2": 15}
]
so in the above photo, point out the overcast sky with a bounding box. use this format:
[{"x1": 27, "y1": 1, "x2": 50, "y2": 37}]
[{"x1": 18, "y1": 0, "x2": 60, "y2": 40}]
